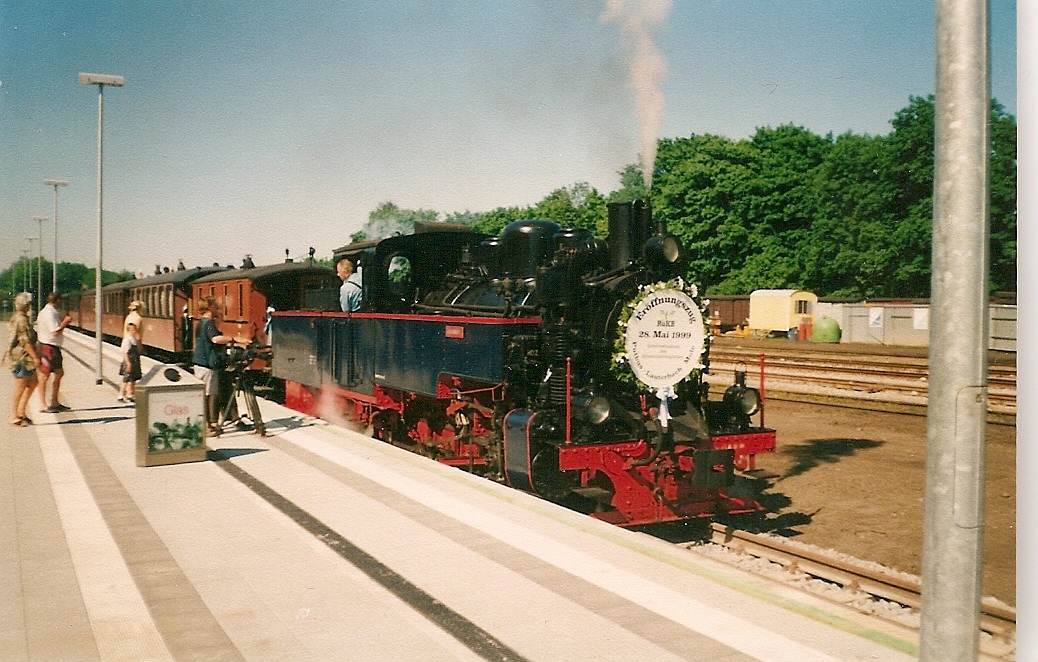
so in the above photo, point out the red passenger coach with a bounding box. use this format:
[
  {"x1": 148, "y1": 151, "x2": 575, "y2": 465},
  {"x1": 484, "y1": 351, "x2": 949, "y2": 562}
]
[
  {"x1": 189, "y1": 258, "x2": 338, "y2": 353},
  {"x1": 128, "y1": 266, "x2": 229, "y2": 355},
  {"x1": 65, "y1": 265, "x2": 228, "y2": 359}
]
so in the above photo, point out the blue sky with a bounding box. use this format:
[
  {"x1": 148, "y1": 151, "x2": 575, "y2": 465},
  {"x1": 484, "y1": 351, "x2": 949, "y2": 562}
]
[{"x1": 0, "y1": 1, "x2": 1018, "y2": 278}]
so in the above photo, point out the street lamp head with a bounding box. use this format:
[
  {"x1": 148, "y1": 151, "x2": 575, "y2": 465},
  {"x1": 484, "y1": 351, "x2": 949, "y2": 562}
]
[
  {"x1": 32, "y1": 215, "x2": 48, "y2": 222},
  {"x1": 78, "y1": 72, "x2": 124, "y2": 87},
  {"x1": 44, "y1": 179, "x2": 69, "y2": 187}
]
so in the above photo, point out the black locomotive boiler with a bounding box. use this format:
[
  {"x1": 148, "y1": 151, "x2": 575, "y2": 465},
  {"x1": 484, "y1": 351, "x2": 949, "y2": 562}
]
[{"x1": 270, "y1": 201, "x2": 775, "y2": 526}]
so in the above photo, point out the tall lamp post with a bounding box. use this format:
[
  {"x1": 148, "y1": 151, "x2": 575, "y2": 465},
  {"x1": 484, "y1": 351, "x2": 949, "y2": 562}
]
[
  {"x1": 44, "y1": 179, "x2": 69, "y2": 293},
  {"x1": 32, "y1": 216, "x2": 48, "y2": 296},
  {"x1": 25, "y1": 237, "x2": 36, "y2": 318},
  {"x1": 20, "y1": 250, "x2": 29, "y2": 292},
  {"x1": 80, "y1": 72, "x2": 123, "y2": 385}
]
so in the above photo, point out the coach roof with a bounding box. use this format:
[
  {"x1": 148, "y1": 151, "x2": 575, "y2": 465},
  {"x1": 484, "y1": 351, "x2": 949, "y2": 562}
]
[{"x1": 190, "y1": 260, "x2": 333, "y2": 286}]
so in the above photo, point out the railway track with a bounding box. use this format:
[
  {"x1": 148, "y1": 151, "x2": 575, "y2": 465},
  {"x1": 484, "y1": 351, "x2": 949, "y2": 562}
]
[
  {"x1": 685, "y1": 523, "x2": 1016, "y2": 661},
  {"x1": 709, "y1": 343, "x2": 1017, "y2": 420}
]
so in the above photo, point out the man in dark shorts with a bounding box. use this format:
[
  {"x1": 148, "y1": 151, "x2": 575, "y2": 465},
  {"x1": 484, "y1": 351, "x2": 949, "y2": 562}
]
[{"x1": 37, "y1": 291, "x2": 73, "y2": 413}]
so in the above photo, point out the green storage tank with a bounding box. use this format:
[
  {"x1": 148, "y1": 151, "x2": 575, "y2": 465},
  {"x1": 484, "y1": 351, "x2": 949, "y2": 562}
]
[{"x1": 811, "y1": 316, "x2": 841, "y2": 343}]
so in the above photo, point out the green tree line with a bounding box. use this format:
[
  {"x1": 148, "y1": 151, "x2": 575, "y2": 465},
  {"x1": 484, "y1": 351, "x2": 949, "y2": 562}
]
[
  {"x1": 1, "y1": 259, "x2": 132, "y2": 310},
  {"x1": 5, "y1": 95, "x2": 1015, "y2": 307},
  {"x1": 648, "y1": 95, "x2": 1015, "y2": 297}
]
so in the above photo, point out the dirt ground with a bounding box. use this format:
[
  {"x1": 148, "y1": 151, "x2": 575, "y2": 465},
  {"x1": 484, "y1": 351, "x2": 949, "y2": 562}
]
[{"x1": 744, "y1": 400, "x2": 1016, "y2": 607}]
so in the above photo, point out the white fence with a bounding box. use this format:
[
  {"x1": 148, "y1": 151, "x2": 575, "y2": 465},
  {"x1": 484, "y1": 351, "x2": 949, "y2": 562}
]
[{"x1": 815, "y1": 302, "x2": 1017, "y2": 352}]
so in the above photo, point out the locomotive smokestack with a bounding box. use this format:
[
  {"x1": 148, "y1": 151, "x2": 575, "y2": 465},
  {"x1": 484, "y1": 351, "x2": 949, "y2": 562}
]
[
  {"x1": 607, "y1": 199, "x2": 653, "y2": 269},
  {"x1": 601, "y1": 0, "x2": 671, "y2": 189}
]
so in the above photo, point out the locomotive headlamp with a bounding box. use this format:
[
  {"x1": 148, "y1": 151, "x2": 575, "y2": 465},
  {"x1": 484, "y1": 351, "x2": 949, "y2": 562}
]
[
  {"x1": 643, "y1": 234, "x2": 683, "y2": 267},
  {"x1": 723, "y1": 384, "x2": 762, "y2": 417},
  {"x1": 573, "y1": 393, "x2": 611, "y2": 425},
  {"x1": 723, "y1": 362, "x2": 761, "y2": 416}
]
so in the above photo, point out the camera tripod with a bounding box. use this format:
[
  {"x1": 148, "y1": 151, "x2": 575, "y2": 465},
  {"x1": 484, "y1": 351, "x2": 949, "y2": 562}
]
[{"x1": 214, "y1": 344, "x2": 268, "y2": 437}]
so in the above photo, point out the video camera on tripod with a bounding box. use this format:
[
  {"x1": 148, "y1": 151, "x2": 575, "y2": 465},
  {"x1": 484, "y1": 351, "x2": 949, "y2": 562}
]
[
  {"x1": 222, "y1": 342, "x2": 259, "y2": 373},
  {"x1": 214, "y1": 339, "x2": 269, "y2": 437}
]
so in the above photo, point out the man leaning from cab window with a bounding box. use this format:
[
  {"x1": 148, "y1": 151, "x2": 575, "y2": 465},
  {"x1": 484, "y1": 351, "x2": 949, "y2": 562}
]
[{"x1": 337, "y1": 257, "x2": 362, "y2": 312}]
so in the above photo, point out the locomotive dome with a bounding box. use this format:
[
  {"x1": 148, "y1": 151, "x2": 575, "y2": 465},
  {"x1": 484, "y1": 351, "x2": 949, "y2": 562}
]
[{"x1": 500, "y1": 219, "x2": 560, "y2": 278}]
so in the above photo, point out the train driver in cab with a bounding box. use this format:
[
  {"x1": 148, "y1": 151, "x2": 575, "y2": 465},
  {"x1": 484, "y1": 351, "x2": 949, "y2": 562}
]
[{"x1": 337, "y1": 257, "x2": 363, "y2": 312}]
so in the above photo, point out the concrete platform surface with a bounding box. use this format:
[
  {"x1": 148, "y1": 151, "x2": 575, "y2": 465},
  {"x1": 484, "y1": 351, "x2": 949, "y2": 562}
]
[{"x1": 0, "y1": 331, "x2": 920, "y2": 662}]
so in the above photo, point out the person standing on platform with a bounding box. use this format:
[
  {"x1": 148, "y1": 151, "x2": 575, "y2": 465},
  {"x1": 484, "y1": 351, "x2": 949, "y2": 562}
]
[
  {"x1": 118, "y1": 300, "x2": 144, "y2": 403},
  {"x1": 123, "y1": 299, "x2": 144, "y2": 343},
  {"x1": 337, "y1": 257, "x2": 363, "y2": 312},
  {"x1": 8, "y1": 292, "x2": 40, "y2": 426},
  {"x1": 192, "y1": 296, "x2": 232, "y2": 434},
  {"x1": 36, "y1": 291, "x2": 74, "y2": 412}
]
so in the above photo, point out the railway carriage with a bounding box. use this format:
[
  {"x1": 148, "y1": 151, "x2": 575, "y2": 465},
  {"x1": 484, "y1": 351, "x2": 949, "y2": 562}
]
[
  {"x1": 271, "y1": 202, "x2": 776, "y2": 527},
  {"x1": 65, "y1": 280, "x2": 132, "y2": 344},
  {"x1": 128, "y1": 266, "x2": 229, "y2": 356},
  {"x1": 66, "y1": 266, "x2": 228, "y2": 359},
  {"x1": 188, "y1": 258, "x2": 338, "y2": 347}
]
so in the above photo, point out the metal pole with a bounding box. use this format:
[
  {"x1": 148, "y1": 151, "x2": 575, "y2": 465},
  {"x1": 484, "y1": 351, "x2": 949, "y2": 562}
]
[
  {"x1": 37, "y1": 220, "x2": 42, "y2": 295},
  {"x1": 25, "y1": 238, "x2": 35, "y2": 293},
  {"x1": 45, "y1": 180, "x2": 68, "y2": 293},
  {"x1": 54, "y1": 189, "x2": 59, "y2": 292},
  {"x1": 33, "y1": 216, "x2": 47, "y2": 295},
  {"x1": 920, "y1": 1, "x2": 990, "y2": 660},
  {"x1": 94, "y1": 85, "x2": 104, "y2": 384},
  {"x1": 81, "y1": 72, "x2": 122, "y2": 385},
  {"x1": 25, "y1": 238, "x2": 36, "y2": 321}
]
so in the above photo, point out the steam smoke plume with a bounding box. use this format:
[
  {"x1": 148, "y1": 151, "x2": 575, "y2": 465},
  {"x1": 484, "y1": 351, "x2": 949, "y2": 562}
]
[{"x1": 601, "y1": 0, "x2": 672, "y2": 189}]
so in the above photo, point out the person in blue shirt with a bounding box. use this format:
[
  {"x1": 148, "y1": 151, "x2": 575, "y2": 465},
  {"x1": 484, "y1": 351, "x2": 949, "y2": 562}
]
[
  {"x1": 192, "y1": 296, "x2": 232, "y2": 434},
  {"x1": 337, "y1": 257, "x2": 363, "y2": 312}
]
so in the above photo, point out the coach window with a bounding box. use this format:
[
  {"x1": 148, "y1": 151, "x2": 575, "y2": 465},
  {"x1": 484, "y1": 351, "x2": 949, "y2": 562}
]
[{"x1": 238, "y1": 283, "x2": 244, "y2": 319}]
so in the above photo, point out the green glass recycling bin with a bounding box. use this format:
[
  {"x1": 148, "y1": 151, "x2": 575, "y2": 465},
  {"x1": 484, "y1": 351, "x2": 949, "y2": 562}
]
[{"x1": 135, "y1": 364, "x2": 208, "y2": 467}]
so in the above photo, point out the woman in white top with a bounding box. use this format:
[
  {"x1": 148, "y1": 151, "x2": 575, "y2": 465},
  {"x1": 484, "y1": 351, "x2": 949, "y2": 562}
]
[{"x1": 118, "y1": 301, "x2": 144, "y2": 402}]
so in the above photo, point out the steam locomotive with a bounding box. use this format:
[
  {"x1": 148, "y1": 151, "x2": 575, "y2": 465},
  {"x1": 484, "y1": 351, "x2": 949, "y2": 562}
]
[{"x1": 270, "y1": 201, "x2": 775, "y2": 527}]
